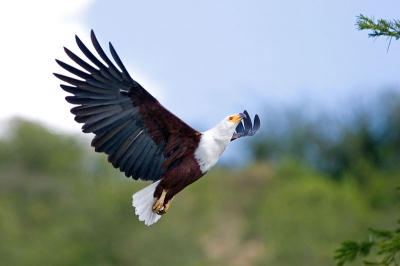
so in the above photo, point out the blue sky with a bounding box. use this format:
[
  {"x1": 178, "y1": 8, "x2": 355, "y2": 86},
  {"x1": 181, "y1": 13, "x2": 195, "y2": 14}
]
[
  {"x1": 1, "y1": 0, "x2": 399, "y2": 163},
  {"x1": 82, "y1": 1, "x2": 400, "y2": 128}
]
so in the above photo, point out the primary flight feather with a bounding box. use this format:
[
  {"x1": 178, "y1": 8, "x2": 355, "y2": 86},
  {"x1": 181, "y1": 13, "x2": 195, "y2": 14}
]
[{"x1": 54, "y1": 30, "x2": 260, "y2": 226}]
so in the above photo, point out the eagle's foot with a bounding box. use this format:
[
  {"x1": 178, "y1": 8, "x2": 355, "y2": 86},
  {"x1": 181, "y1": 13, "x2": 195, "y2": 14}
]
[
  {"x1": 152, "y1": 189, "x2": 167, "y2": 214},
  {"x1": 152, "y1": 200, "x2": 164, "y2": 214},
  {"x1": 156, "y1": 198, "x2": 172, "y2": 215}
]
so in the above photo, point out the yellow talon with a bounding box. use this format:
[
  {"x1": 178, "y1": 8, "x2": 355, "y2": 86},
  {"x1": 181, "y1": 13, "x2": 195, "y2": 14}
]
[
  {"x1": 152, "y1": 189, "x2": 167, "y2": 214},
  {"x1": 163, "y1": 198, "x2": 172, "y2": 213}
]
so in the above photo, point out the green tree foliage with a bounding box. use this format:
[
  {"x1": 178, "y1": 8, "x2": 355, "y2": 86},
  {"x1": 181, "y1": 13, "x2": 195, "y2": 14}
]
[
  {"x1": 251, "y1": 91, "x2": 400, "y2": 182},
  {"x1": 334, "y1": 188, "x2": 400, "y2": 266},
  {"x1": 1, "y1": 92, "x2": 399, "y2": 265},
  {"x1": 332, "y1": 16, "x2": 400, "y2": 265}
]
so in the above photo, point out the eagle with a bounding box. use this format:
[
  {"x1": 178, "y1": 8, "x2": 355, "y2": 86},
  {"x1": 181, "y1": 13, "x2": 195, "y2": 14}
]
[{"x1": 54, "y1": 30, "x2": 260, "y2": 226}]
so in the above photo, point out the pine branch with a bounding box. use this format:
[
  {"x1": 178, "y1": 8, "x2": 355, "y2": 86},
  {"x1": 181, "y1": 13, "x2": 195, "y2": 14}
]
[
  {"x1": 356, "y1": 14, "x2": 400, "y2": 51},
  {"x1": 356, "y1": 14, "x2": 400, "y2": 40},
  {"x1": 333, "y1": 186, "x2": 400, "y2": 266},
  {"x1": 334, "y1": 241, "x2": 374, "y2": 266}
]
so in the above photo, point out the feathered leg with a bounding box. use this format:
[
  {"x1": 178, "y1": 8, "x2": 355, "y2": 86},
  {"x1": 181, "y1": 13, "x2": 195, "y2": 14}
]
[{"x1": 152, "y1": 189, "x2": 167, "y2": 214}]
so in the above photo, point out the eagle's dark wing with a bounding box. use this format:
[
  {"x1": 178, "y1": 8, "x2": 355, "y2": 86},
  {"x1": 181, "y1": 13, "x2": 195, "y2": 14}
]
[
  {"x1": 231, "y1": 110, "x2": 260, "y2": 141},
  {"x1": 54, "y1": 30, "x2": 201, "y2": 181}
]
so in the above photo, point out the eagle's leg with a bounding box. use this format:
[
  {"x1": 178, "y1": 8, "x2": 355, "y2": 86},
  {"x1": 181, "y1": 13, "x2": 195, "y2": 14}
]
[
  {"x1": 152, "y1": 189, "x2": 167, "y2": 214},
  {"x1": 164, "y1": 198, "x2": 172, "y2": 212}
]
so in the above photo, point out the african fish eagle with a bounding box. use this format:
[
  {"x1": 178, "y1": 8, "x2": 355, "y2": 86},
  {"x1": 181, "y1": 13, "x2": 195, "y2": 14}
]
[{"x1": 54, "y1": 30, "x2": 260, "y2": 226}]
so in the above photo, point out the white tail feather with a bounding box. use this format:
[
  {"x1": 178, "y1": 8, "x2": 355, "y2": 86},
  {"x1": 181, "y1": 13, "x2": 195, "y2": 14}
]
[{"x1": 132, "y1": 181, "x2": 161, "y2": 226}]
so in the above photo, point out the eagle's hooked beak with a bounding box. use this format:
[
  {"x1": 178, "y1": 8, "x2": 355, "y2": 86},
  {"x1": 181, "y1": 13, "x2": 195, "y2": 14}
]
[{"x1": 229, "y1": 113, "x2": 246, "y2": 123}]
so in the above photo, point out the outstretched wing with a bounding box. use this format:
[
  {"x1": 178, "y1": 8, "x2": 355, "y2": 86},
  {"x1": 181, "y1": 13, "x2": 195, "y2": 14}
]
[
  {"x1": 231, "y1": 110, "x2": 261, "y2": 141},
  {"x1": 54, "y1": 30, "x2": 201, "y2": 181}
]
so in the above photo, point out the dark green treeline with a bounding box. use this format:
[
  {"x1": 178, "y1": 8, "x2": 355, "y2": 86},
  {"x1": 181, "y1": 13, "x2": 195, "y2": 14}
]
[{"x1": 1, "y1": 91, "x2": 399, "y2": 265}]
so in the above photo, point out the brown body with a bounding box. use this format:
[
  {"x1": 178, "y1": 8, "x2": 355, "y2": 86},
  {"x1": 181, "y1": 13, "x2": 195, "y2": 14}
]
[{"x1": 155, "y1": 152, "x2": 204, "y2": 204}]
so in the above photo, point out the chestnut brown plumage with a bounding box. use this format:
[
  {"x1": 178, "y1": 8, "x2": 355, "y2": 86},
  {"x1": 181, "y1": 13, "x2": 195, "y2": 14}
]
[{"x1": 54, "y1": 30, "x2": 260, "y2": 225}]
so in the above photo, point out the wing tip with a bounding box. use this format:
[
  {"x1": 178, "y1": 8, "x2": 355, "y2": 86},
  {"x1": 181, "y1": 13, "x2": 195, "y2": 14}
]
[{"x1": 90, "y1": 29, "x2": 96, "y2": 42}]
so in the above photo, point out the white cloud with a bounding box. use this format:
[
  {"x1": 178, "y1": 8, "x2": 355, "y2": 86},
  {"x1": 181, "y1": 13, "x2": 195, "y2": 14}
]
[{"x1": 0, "y1": 0, "x2": 95, "y2": 134}]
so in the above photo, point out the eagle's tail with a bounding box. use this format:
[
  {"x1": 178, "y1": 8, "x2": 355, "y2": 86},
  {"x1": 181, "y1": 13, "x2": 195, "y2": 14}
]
[{"x1": 132, "y1": 181, "x2": 161, "y2": 226}]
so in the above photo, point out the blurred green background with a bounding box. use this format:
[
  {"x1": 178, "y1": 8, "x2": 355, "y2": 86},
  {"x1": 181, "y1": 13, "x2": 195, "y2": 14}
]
[{"x1": 1, "y1": 90, "x2": 399, "y2": 266}]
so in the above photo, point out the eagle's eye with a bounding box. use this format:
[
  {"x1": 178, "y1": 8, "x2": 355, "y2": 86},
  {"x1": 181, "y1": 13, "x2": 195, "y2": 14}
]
[{"x1": 229, "y1": 116, "x2": 233, "y2": 121}]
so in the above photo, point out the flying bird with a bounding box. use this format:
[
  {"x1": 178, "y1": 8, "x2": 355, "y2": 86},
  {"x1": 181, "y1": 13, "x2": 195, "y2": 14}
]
[{"x1": 54, "y1": 30, "x2": 260, "y2": 226}]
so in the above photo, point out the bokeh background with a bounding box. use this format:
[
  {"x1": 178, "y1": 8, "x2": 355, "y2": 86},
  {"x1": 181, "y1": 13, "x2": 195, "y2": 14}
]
[{"x1": 1, "y1": 1, "x2": 399, "y2": 265}]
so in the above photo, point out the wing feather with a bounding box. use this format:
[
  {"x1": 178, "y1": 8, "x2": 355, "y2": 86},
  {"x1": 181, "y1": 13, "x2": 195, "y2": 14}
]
[
  {"x1": 125, "y1": 136, "x2": 154, "y2": 177},
  {"x1": 100, "y1": 123, "x2": 137, "y2": 154},
  {"x1": 71, "y1": 105, "x2": 122, "y2": 116},
  {"x1": 64, "y1": 47, "x2": 99, "y2": 73},
  {"x1": 91, "y1": 119, "x2": 131, "y2": 151},
  {"x1": 109, "y1": 42, "x2": 134, "y2": 83},
  {"x1": 75, "y1": 35, "x2": 108, "y2": 72},
  {"x1": 118, "y1": 133, "x2": 149, "y2": 170},
  {"x1": 90, "y1": 31, "x2": 124, "y2": 82}
]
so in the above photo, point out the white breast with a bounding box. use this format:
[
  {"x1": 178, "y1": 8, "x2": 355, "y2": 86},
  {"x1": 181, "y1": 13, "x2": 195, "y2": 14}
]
[
  {"x1": 194, "y1": 118, "x2": 238, "y2": 174},
  {"x1": 194, "y1": 133, "x2": 228, "y2": 173}
]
